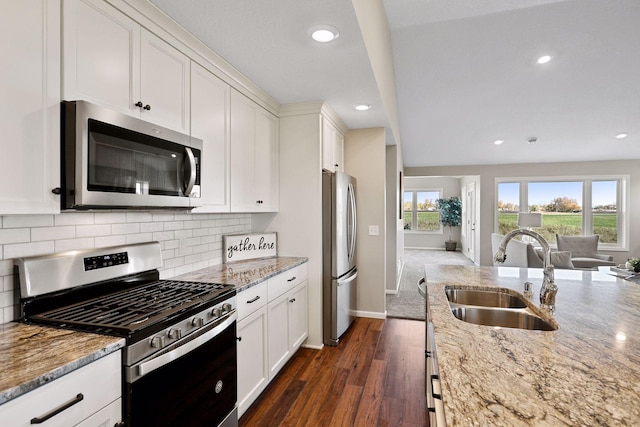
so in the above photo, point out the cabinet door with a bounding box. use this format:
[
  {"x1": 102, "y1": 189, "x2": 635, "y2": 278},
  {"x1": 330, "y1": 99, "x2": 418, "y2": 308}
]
[
  {"x1": 140, "y1": 29, "x2": 190, "y2": 133},
  {"x1": 62, "y1": 0, "x2": 140, "y2": 116},
  {"x1": 75, "y1": 399, "x2": 122, "y2": 427},
  {"x1": 230, "y1": 89, "x2": 257, "y2": 211},
  {"x1": 322, "y1": 118, "x2": 344, "y2": 173},
  {"x1": 322, "y1": 118, "x2": 336, "y2": 172},
  {"x1": 334, "y1": 130, "x2": 344, "y2": 173},
  {"x1": 289, "y1": 281, "x2": 308, "y2": 351},
  {"x1": 0, "y1": 351, "x2": 121, "y2": 427},
  {"x1": 254, "y1": 108, "x2": 279, "y2": 211},
  {"x1": 267, "y1": 292, "x2": 291, "y2": 379},
  {"x1": 0, "y1": 0, "x2": 60, "y2": 214},
  {"x1": 191, "y1": 62, "x2": 230, "y2": 212},
  {"x1": 237, "y1": 306, "x2": 269, "y2": 417}
]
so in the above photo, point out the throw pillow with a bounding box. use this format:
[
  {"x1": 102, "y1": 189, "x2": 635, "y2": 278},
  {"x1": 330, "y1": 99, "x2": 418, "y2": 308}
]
[{"x1": 556, "y1": 234, "x2": 599, "y2": 258}]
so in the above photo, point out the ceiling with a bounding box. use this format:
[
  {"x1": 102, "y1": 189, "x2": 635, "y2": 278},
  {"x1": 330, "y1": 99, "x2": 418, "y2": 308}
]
[{"x1": 149, "y1": 0, "x2": 640, "y2": 168}]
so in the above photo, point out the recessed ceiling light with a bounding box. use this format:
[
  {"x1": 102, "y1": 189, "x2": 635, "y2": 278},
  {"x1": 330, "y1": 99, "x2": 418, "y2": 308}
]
[
  {"x1": 493, "y1": 140, "x2": 504, "y2": 145},
  {"x1": 616, "y1": 133, "x2": 628, "y2": 139},
  {"x1": 310, "y1": 25, "x2": 339, "y2": 43},
  {"x1": 354, "y1": 104, "x2": 371, "y2": 111},
  {"x1": 537, "y1": 55, "x2": 552, "y2": 64}
]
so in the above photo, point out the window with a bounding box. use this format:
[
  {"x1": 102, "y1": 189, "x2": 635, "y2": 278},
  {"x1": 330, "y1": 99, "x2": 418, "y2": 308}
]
[
  {"x1": 404, "y1": 190, "x2": 442, "y2": 232},
  {"x1": 495, "y1": 176, "x2": 627, "y2": 249}
]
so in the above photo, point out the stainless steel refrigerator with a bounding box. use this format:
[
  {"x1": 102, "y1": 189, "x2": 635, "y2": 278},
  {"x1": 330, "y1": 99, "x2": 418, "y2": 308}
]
[{"x1": 323, "y1": 171, "x2": 358, "y2": 346}]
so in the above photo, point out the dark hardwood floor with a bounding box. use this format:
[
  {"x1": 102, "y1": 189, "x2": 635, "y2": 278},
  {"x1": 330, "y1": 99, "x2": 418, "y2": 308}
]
[{"x1": 239, "y1": 318, "x2": 428, "y2": 427}]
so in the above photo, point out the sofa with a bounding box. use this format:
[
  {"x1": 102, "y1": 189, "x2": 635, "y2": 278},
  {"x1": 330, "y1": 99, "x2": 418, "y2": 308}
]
[
  {"x1": 491, "y1": 233, "x2": 576, "y2": 269},
  {"x1": 555, "y1": 234, "x2": 615, "y2": 269}
]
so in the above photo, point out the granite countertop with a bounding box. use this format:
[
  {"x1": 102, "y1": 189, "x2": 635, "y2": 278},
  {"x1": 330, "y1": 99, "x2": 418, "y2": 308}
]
[
  {"x1": 173, "y1": 256, "x2": 308, "y2": 292},
  {"x1": 425, "y1": 265, "x2": 640, "y2": 426},
  {"x1": 0, "y1": 322, "x2": 124, "y2": 405}
]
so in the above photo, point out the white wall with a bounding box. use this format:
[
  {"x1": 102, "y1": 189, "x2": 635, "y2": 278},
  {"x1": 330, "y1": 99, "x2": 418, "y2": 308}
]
[
  {"x1": 0, "y1": 211, "x2": 251, "y2": 324},
  {"x1": 385, "y1": 145, "x2": 402, "y2": 291},
  {"x1": 345, "y1": 128, "x2": 386, "y2": 318},
  {"x1": 406, "y1": 159, "x2": 640, "y2": 266},
  {"x1": 404, "y1": 176, "x2": 462, "y2": 249}
]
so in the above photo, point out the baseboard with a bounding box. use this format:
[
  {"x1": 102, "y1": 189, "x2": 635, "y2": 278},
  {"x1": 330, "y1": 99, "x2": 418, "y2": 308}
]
[
  {"x1": 302, "y1": 343, "x2": 324, "y2": 350},
  {"x1": 356, "y1": 310, "x2": 387, "y2": 319},
  {"x1": 404, "y1": 246, "x2": 461, "y2": 251}
]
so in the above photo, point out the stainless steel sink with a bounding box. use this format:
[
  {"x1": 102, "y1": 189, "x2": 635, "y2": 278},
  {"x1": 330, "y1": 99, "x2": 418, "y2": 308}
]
[
  {"x1": 450, "y1": 306, "x2": 557, "y2": 331},
  {"x1": 445, "y1": 288, "x2": 527, "y2": 308}
]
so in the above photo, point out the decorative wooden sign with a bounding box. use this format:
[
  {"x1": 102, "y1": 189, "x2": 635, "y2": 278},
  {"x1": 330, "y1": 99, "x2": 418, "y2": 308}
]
[{"x1": 223, "y1": 233, "x2": 277, "y2": 263}]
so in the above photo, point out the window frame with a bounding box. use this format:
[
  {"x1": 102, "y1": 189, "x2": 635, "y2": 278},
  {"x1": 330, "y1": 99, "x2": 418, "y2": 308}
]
[
  {"x1": 494, "y1": 175, "x2": 629, "y2": 251},
  {"x1": 403, "y1": 188, "x2": 443, "y2": 234}
]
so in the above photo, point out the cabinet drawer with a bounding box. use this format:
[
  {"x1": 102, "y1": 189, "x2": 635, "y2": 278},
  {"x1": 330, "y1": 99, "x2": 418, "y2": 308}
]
[
  {"x1": 268, "y1": 263, "x2": 308, "y2": 302},
  {"x1": 0, "y1": 351, "x2": 121, "y2": 427},
  {"x1": 237, "y1": 281, "x2": 267, "y2": 320}
]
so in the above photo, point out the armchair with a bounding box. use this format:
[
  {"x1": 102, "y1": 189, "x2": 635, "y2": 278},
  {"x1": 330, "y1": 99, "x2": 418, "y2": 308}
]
[{"x1": 555, "y1": 234, "x2": 615, "y2": 269}]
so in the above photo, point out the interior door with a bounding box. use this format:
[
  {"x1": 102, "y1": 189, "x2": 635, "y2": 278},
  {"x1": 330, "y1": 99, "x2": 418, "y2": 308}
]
[{"x1": 466, "y1": 182, "x2": 477, "y2": 263}]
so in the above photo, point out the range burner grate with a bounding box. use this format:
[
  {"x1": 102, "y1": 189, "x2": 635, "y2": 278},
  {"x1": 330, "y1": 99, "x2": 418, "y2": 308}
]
[{"x1": 30, "y1": 280, "x2": 232, "y2": 335}]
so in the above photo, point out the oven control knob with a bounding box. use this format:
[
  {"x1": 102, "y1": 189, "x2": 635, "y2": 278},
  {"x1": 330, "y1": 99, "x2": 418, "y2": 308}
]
[
  {"x1": 211, "y1": 307, "x2": 223, "y2": 318},
  {"x1": 150, "y1": 336, "x2": 166, "y2": 348},
  {"x1": 192, "y1": 317, "x2": 204, "y2": 327},
  {"x1": 222, "y1": 303, "x2": 233, "y2": 313},
  {"x1": 168, "y1": 328, "x2": 182, "y2": 339}
]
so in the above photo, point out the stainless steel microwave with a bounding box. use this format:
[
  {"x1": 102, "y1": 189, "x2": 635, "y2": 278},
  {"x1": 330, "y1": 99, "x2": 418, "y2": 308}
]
[{"x1": 61, "y1": 100, "x2": 202, "y2": 210}]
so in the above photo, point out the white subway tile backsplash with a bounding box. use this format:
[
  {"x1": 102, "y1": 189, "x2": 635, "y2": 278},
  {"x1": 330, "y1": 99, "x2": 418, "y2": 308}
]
[
  {"x1": 0, "y1": 260, "x2": 12, "y2": 276},
  {"x1": 0, "y1": 228, "x2": 30, "y2": 245},
  {"x1": 127, "y1": 212, "x2": 153, "y2": 223},
  {"x1": 153, "y1": 213, "x2": 175, "y2": 222},
  {"x1": 31, "y1": 226, "x2": 76, "y2": 242},
  {"x1": 2, "y1": 215, "x2": 54, "y2": 228},
  {"x1": 0, "y1": 212, "x2": 251, "y2": 325},
  {"x1": 4, "y1": 241, "x2": 55, "y2": 259},
  {"x1": 112, "y1": 223, "x2": 140, "y2": 235},
  {"x1": 55, "y1": 237, "x2": 95, "y2": 252},
  {"x1": 164, "y1": 221, "x2": 184, "y2": 231},
  {"x1": 126, "y1": 233, "x2": 153, "y2": 244},
  {"x1": 140, "y1": 222, "x2": 164, "y2": 233},
  {"x1": 153, "y1": 231, "x2": 175, "y2": 242},
  {"x1": 0, "y1": 289, "x2": 12, "y2": 308},
  {"x1": 76, "y1": 224, "x2": 112, "y2": 238},
  {"x1": 94, "y1": 212, "x2": 127, "y2": 224},
  {"x1": 95, "y1": 235, "x2": 127, "y2": 248},
  {"x1": 55, "y1": 212, "x2": 95, "y2": 226}
]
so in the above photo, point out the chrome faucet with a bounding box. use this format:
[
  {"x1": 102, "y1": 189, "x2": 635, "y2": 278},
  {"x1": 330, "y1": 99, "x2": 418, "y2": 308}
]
[{"x1": 494, "y1": 229, "x2": 558, "y2": 311}]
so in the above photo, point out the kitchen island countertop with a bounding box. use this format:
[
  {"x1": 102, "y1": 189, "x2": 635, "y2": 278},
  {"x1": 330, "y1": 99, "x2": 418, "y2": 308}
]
[
  {"x1": 173, "y1": 256, "x2": 308, "y2": 292},
  {"x1": 425, "y1": 265, "x2": 640, "y2": 426},
  {"x1": 0, "y1": 322, "x2": 124, "y2": 405}
]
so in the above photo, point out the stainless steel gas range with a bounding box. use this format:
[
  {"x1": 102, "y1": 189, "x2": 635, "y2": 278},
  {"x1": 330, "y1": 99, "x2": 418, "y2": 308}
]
[{"x1": 15, "y1": 242, "x2": 238, "y2": 427}]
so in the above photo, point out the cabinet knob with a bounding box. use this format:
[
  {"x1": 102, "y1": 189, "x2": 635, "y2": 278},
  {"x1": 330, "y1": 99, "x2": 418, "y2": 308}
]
[
  {"x1": 237, "y1": 336, "x2": 242, "y2": 342},
  {"x1": 135, "y1": 101, "x2": 143, "y2": 108},
  {"x1": 144, "y1": 104, "x2": 151, "y2": 111},
  {"x1": 335, "y1": 164, "x2": 339, "y2": 167},
  {"x1": 289, "y1": 298, "x2": 296, "y2": 303},
  {"x1": 51, "y1": 187, "x2": 61, "y2": 195}
]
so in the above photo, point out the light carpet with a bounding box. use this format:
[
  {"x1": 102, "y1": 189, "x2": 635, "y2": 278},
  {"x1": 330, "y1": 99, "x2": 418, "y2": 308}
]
[{"x1": 386, "y1": 249, "x2": 474, "y2": 321}]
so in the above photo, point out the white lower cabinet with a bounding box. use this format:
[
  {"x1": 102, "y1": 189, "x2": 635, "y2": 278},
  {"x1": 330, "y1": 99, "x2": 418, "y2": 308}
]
[
  {"x1": 0, "y1": 351, "x2": 122, "y2": 427},
  {"x1": 236, "y1": 281, "x2": 269, "y2": 417},
  {"x1": 237, "y1": 262, "x2": 308, "y2": 418}
]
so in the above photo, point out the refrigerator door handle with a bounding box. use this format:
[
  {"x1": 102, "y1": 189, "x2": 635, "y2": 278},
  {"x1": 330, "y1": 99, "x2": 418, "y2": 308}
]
[
  {"x1": 337, "y1": 270, "x2": 358, "y2": 286},
  {"x1": 347, "y1": 183, "x2": 357, "y2": 264}
]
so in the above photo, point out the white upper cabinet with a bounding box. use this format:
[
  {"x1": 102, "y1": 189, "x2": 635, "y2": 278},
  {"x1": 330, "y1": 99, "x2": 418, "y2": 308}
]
[
  {"x1": 230, "y1": 89, "x2": 279, "y2": 212},
  {"x1": 63, "y1": 0, "x2": 190, "y2": 134},
  {"x1": 322, "y1": 116, "x2": 345, "y2": 173},
  {"x1": 191, "y1": 62, "x2": 231, "y2": 212},
  {"x1": 0, "y1": 0, "x2": 61, "y2": 214}
]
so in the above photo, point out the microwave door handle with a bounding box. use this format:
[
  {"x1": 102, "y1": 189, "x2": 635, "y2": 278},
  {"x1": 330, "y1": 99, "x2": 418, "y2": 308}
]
[{"x1": 183, "y1": 147, "x2": 197, "y2": 196}]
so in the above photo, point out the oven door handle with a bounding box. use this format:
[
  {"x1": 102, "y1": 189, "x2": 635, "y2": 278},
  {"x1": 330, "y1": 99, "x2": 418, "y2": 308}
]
[{"x1": 136, "y1": 312, "x2": 236, "y2": 380}]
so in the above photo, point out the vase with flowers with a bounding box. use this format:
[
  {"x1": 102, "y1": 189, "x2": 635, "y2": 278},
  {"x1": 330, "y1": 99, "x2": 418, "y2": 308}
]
[{"x1": 625, "y1": 258, "x2": 640, "y2": 273}]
